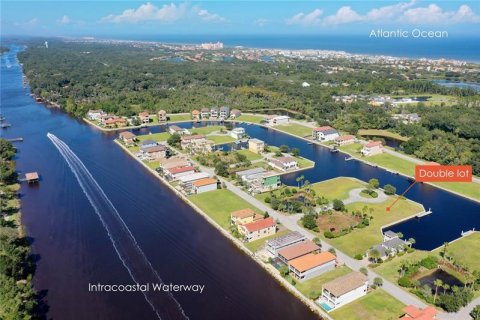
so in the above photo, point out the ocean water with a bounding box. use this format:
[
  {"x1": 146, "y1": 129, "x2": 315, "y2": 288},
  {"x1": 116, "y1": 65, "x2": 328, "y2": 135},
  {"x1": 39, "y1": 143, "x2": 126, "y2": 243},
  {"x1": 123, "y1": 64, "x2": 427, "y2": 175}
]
[{"x1": 108, "y1": 34, "x2": 480, "y2": 62}]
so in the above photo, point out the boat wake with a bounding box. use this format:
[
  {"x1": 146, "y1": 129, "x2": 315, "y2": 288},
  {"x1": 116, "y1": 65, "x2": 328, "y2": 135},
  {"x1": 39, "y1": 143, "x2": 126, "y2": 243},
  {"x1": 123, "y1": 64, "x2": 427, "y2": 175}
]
[{"x1": 47, "y1": 133, "x2": 188, "y2": 320}]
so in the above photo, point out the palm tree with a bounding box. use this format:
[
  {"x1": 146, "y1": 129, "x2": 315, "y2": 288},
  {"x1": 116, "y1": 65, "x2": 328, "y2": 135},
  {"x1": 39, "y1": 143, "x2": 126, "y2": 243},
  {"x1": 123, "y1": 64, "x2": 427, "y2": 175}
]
[
  {"x1": 442, "y1": 242, "x2": 449, "y2": 260},
  {"x1": 369, "y1": 249, "x2": 381, "y2": 263},
  {"x1": 433, "y1": 279, "x2": 443, "y2": 303},
  {"x1": 408, "y1": 238, "x2": 416, "y2": 246},
  {"x1": 442, "y1": 283, "x2": 450, "y2": 294}
]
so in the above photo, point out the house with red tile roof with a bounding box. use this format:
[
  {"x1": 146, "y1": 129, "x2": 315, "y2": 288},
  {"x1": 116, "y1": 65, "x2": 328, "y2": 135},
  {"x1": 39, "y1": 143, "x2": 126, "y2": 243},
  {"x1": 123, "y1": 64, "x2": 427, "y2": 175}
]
[
  {"x1": 164, "y1": 166, "x2": 195, "y2": 181},
  {"x1": 139, "y1": 111, "x2": 150, "y2": 124},
  {"x1": 191, "y1": 178, "x2": 217, "y2": 194},
  {"x1": 288, "y1": 252, "x2": 336, "y2": 281},
  {"x1": 119, "y1": 131, "x2": 137, "y2": 146},
  {"x1": 230, "y1": 208, "x2": 264, "y2": 226},
  {"x1": 400, "y1": 305, "x2": 438, "y2": 320},
  {"x1": 361, "y1": 140, "x2": 383, "y2": 156},
  {"x1": 313, "y1": 126, "x2": 339, "y2": 141},
  {"x1": 335, "y1": 135, "x2": 355, "y2": 146},
  {"x1": 277, "y1": 240, "x2": 320, "y2": 264},
  {"x1": 239, "y1": 217, "x2": 276, "y2": 242}
]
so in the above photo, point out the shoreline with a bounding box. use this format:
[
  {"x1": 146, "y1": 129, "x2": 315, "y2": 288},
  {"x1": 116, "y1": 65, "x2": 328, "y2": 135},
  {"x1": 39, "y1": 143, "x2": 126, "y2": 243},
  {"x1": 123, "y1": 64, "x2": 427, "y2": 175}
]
[{"x1": 114, "y1": 139, "x2": 331, "y2": 320}]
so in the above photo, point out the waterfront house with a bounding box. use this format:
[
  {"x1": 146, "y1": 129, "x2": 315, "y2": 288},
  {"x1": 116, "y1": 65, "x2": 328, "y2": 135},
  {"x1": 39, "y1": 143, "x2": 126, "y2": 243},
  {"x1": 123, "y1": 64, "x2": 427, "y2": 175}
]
[
  {"x1": 164, "y1": 166, "x2": 196, "y2": 181},
  {"x1": 158, "y1": 110, "x2": 167, "y2": 123},
  {"x1": 139, "y1": 111, "x2": 150, "y2": 124},
  {"x1": 230, "y1": 109, "x2": 242, "y2": 119},
  {"x1": 248, "y1": 138, "x2": 265, "y2": 154},
  {"x1": 320, "y1": 272, "x2": 368, "y2": 311},
  {"x1": 104, "y1": 117, "x2": 127, "y2": 128},
  {"x1": 140, "y1": 140, "x2": 158, "y2": 149},
  {"x1": 239, "y1": 217, "x2": 276, "y2": 242},
  {"x1": 87, "y1": 109, "x2": 105, "y2": 121},
  {"x1": 142, "y1": 145, "x2": 167, "y2": 161},
  {"x1": 266, "y1": 231, "x2": 306, "y2": 257},
  {"x1": 230, "y1": 208, "x2": 264, "y2": 226},
  {"x1": 401, "y1": 305, "x2": 438, "y2": 320},
  {"x1": 288, "y1": 252, "x2": 336, "y2": 282},
  {"x1": 201, "y1": 107, "x2": 210, "y2": 119},
  {"x1": 169, "y1": 125, "x2": 189, "y2": 135},
  {"x1": 191, "y1": 109, "x2": 200, "y2": 121},
  {"x1": 383, "y1": 230, "x2": 399, "y2": 242},
  {"x1": 313, "y1": 126, "x2": 340, "y2": 142},
  {"x1": 361, "y1": 141, "x2": 383, "y2": 156},
  {"x1": 277, "y1": 240, "x2": 320, "y2": 264},
  {"x1": 119, "y1": 131, "x2": 137, "y2": 146},
  {"x1": 264, "y1": 115, "x2": 290, "y2": 126},
  {"x1": 236, "y1": 167, "x2": 266, "y2": 180},
  {"x1": 368, "y1": 232, "x2": 410, "y2": 261},
  {"x1": 210, "y1": 106, "x2": 219, "y2": 118},
  {"x1": 191, "y1": 178, "x2": 218, "y2": 194},
  {"x1": 180, "y1": 134, "x2": 208, "y2": 149},
  {"x1": 159, "y1": 156, "x2": 190, "y2": 170},
  {"x1": 268, "y1": 156, "x2": 298, "y2": 171},
  {"x1": 219, "y1": 106, "x2": 230, "y2": 120},
  {"x1": 240, "y1": 170, "x2": 281, "y2": 193},
  {"x1": 230, "y1": 127, "x2": 246, "y2": 139},
  {"x1": 335, "y1": 135, "x2": 355, "y2": 146}
]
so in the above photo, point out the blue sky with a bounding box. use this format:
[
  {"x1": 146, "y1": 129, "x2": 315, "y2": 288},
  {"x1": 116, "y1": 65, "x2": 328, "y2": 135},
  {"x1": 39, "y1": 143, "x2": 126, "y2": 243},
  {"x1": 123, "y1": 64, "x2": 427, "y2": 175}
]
[{"x1": 2, "y1": 1, "x2": 480, "y2": 36}]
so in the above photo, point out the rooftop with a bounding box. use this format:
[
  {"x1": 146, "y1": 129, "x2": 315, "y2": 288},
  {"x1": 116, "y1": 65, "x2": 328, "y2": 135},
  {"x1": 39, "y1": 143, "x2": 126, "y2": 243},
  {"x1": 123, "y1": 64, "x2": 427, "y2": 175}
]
[
  {"x1": 167, "y1": 166, "x2": 195, "y2": 175},
  {"x1": 323, "y1": 272, "x2": 368, "y2": 297},
  {"x1": 365, "y1": 140, "x2": 383, "y2": 148},
  {"x1": 289, "y1": 252, "x2": 335, "y2": 272},
  {"x1": 277, "y1": 240, "x2": 320, "y2": 261},
  {"x1": 141, "y1": 140, "x2": 157, "y2": 146},
  {"x1": 119, "y1": 131, "x2": 136, "y2": 139},
  {"x1": 243, "y1": 217, "x2": 275, "y2": 232},
  {"x1": 178, "y1": 172, "x2": 210, "y2": 183},
  {"x1": 384, "y1": 230, "x2": 398, "y2": 238},
  {"x1": 25, "y1": 172, "x2": 39, "y2": 180},
  {"x1": 248, "y1": 138, "x2": 264, "y2": 144},
  {"x1": 231, "y1": 208, "x2": 256, "y2": 219},
  {"x1": 267, "y1": 231, "x2": 305, "y2": 248},
  {"x1": 143, "y1": 145, "x2": 166, "y2": 153},
  {"x1": 401, "y1": 305, "x2": 438, "y2": 320},
  {"x1": 192, "y1": 178, "x2": 217, "y2": 187},
  {"x1": 336, "y1": 135, "x2": 355, "y2": 141},
  {"x1": 314, "y1": 125, "x2": 335, "y2": 132},
  {"x1": 181, "y1": 134, "x2": 206, "y2": 141},
  {"x1": 235, "y1": 167, "x2": 266, "y2": 177}
]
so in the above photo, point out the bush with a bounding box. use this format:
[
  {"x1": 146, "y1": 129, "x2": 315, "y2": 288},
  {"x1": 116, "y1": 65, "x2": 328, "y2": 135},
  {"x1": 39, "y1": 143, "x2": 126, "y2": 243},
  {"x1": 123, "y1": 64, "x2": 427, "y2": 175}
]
[
  {"x1": 264, "y1": 197, "x2": 271, "y2": 203},
  {"x1": 303, "y1": 214, "x2": 317, "y2": 230},
  {"x1": 398, "y1": 276, "x2": 413, "y2": 288},
  {"x1": 279, "y1": 265, "x2": 289, "y2": 277},
  {"x1": 308, "y1": 291, "x2": 320, "y2": 300},
  {"x1": 360, "y1": 267, "x2": 368, "y2": 276},
  {"x1": 332, "y1": 199, "x2": 345, "y2": 211},
  {"x1": 419, "y1": 256, "x2": 438, "y2": 269},
  {"x1": 354, "y1": 254, "x2": 363, "y2": 260},
  {"x1": 324, "y1": 231, "x2": 335, "y2": 239},
  {"x1": 383, "y1": 184, "x2": 396, "y2": 195},
  {"x1": 374, "y1": 277, "x2": 383, "y2": 287}
]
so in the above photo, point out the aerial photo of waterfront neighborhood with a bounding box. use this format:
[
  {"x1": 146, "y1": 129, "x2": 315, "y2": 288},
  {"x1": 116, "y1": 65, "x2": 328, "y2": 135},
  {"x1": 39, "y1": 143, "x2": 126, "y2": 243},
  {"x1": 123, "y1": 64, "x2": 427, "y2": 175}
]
[{"x1": 1, "y1": 1, "x2": 480, "y2": 320}]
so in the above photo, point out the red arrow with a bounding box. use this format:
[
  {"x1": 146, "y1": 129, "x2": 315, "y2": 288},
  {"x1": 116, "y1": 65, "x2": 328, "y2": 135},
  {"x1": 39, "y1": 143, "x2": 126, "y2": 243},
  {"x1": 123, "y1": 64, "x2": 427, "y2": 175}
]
[{"x1": 386, "y1": 181, "x2": 417, "y2": 212}]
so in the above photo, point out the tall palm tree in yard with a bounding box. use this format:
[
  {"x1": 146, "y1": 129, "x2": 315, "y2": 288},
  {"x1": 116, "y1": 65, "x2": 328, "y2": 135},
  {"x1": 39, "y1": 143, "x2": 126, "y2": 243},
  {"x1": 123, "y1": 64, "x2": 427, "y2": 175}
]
[
  {"x1": 443, "y1": 283, "x2": 450, "y2": 294},
  {"x1": 433, "y1": 279, "x2": 443, "y2": 303}
]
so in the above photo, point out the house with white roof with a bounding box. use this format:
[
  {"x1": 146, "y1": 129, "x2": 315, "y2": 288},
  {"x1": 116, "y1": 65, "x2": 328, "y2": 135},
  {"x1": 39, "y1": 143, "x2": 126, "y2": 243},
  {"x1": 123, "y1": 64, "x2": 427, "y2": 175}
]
[
  {"x1": 313, "y1": 126, "x2": 339, "y2": 142},
  {"x1": 230, "y1": 127, "x2": 246, "y2": 139}
]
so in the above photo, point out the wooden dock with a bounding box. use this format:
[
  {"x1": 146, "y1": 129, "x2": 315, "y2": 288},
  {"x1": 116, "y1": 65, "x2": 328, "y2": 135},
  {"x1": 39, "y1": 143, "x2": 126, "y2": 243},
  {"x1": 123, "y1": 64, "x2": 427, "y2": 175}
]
[{"x1": 416, "y1": 208, "x2": 432, "y2": 218}]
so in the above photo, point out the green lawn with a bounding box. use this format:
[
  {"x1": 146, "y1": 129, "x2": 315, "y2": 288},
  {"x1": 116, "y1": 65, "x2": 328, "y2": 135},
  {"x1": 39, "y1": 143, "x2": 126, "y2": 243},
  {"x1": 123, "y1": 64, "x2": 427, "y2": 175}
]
[
  {"x1": 167, "y1": 113, "x2": 192, "y2": 122},
  {"x1": 330, "y1": 289, "x2": 405, "y2": 320},
  {"x1": 136, "y1": 132, "x2": 171, "y2": 142},
  {"x1": 236, "y1": 114, "x2": 265, "y2": 124},
  {"x1": 276, "y1": 123, "x2": 313, "y2": 138},
  {"x1": 294, "y1": 266, "x2": 352, "y2": 298},
  {"x1": 245, "y1": 229, "x2": 290, "y2": 252},
  {"x1": 237, "y1": 149, "x2": 263, "y2": 161},
  {"x1": 374, "y1": 250, "x2": 431, "y2": 283},
  {"x1": 311, "y1": 177, "x2": 365, "y2": 201},
  {"x1": 326, "y1": 198, "x2": 423, "y2": 257},
  {"x1": 143, "y1": 160, "x2": 159, "y2": 170},
  {"x1": 190, "y1": 125, "x2": 226, "y2": 135},
  {"x1": 188, "y1": 189, "x2": 262, "y2": 229},
  {"x1": 207, "y1": 135, "x2": 236, "y2": 144},
  {"x1": 297, "y1": 156, "x2": 315, "y2": 169},
  {"x1": 358, "y1": 129, "x2": 409, "y2": 142},
  {"x1": 339, "y1": 143, "x2": 480, "y2": 202},
  {"x1": 435, "y1": 232, "x2": 480, "y2": 273}
]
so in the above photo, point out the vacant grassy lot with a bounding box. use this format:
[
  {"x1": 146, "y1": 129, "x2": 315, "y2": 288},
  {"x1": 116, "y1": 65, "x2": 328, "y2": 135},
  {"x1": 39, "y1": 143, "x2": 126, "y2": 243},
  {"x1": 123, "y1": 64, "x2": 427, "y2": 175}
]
[
  {"x1": 326, "y1": 198, "x2": 423, "y2": 257},
  {"x1": 296, "y1": 156, "x2": 315, "y2": 169},
  {"x1": 358, "y1": 129, "x2": 409, "y2": 142},
  {"x1": 330, "y1": 289, "x2": 405, "y2": 320},
  {"x1": 374, "y1": 250, "x2": 431, "y2": 283},
  {"x1": 294, "y1": 266, "x2": 352, "y2": 298},
  {"x1": 236, "y1": 149, "x2": 263, "y2": 161},
  {"x1": 434, "y1": 232, "x2": 480, "y2": 273},
  {"x1": 136, "y1": 132, "x2": 171, "y2": 142},
  {"x1": 311, "y1": 177, "x2": 365, "y2": 201},
  {"x1": 190, "y1": 125, "x2": 226, "y2": 135},
  {"x1": 167, "y1": 113, "x2": 191, "y2": 122},
  {"x1": 235, "y1": 114, "x2": 265, "y2": 124},
  {"x1": 276, "y1": 123, "x2": 313, "y2": 138},
  {"x1": 207, "y1": 135, "x2": 236, "y2": 144},
  {"x1": 189, "y1": 189, "x2": 261, "y2": 229}
]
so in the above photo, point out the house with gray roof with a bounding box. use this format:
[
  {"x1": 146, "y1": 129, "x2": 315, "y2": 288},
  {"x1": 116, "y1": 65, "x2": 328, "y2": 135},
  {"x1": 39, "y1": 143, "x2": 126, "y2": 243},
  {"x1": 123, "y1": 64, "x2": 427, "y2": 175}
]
[
  {"x1": 266, "y1": 231, "x2": 306, "y2": 257},
  {"x1": 219, "y1": 106, "x2": 230, "y2": 119}
]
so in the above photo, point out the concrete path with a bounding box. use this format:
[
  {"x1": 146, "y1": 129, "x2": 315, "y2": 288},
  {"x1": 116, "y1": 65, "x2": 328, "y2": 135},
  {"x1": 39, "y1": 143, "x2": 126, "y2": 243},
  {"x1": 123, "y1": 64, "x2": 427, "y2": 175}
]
[{"x1": 344, "y1": 188, "x2": 388, "y2": 205}]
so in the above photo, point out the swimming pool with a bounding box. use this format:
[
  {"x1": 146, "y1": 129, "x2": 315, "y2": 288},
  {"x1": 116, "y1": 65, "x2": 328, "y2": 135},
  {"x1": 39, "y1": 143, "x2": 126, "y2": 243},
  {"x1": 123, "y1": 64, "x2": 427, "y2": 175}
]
[{"x1": 319, "y1": 301, "x2": 334, "y2": 312}]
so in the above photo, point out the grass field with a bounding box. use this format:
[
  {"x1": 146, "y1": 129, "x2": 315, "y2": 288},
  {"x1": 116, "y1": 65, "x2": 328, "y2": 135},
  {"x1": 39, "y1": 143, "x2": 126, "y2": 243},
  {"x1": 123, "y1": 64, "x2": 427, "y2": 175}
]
[
  {"x1": 358, "y1": 129, "x2": 409, "y2": 142},
  {"x1": 245, "y1": 229, "x2": 290, "y2": 252},
  {"x1": 136, "y1": 132, "x2": 171, "y2": 142},
  {"x1": 326, "y1": 198, "x2": 423, "y2": 257},
  {"x1": 374, "y1": 250, "x2": 431, "y2": 283},
  {"x1": 208, "y1": 135, "x2": 236, "y2": 144},
  {"x1": 435, "y1": 232, "x2": 480, "y2": 273},
  {"x1": 167, "y1": 113, "x2": 191, "y2": 122},
  {"x1": 236, "y1": 114, "x2": 265, "y2": 124},
  {"x1": 296, "y1": 156, "x2": 315, "y2": 169},
  {"x1": 311, "y1": 177, "x2": 365, "y2": 201},
  {"x1": 189, "y1": 189, "x2": 261, "y2": 229},
  {"x1": 276, "y1": 123, "x2": 313, "y2": 138},
  {"x1": 330, "y1": 289, "x2": 405, "y2": 320},
  {"x1": 294, "y1": 266, "x2": 352, "y2": 298},
  {"x1": 190, "y1": 125, "x2": 226, "y2": 135},
  {"x1": 236, "y1": 149, "x2": 263, "y2": 161}
]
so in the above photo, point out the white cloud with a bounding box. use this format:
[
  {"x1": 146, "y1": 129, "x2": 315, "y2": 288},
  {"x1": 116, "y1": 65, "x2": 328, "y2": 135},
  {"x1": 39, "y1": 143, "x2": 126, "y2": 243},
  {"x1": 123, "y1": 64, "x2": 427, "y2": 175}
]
[
  {"x1": 100, "y1": 2, "x2": 225, "y2": 24},
  {"x1": 323, "y1": 6, "x2": 362, "y2": 25},
  {"x1": 57, "y1": 15, "x2": 71, "y2": 25},
  {"x1": 401, "y1": 4, "x2": 480, "y2": 24},
  {"x1": 287, "y1": 1, "x2": 479, "y2": 26},
  {"x1": 286, "y1": 9, "x2": 323, "y2": 26},
  {"x1": 254, "y1": 18, "x2": 269, "y2": 27}
]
